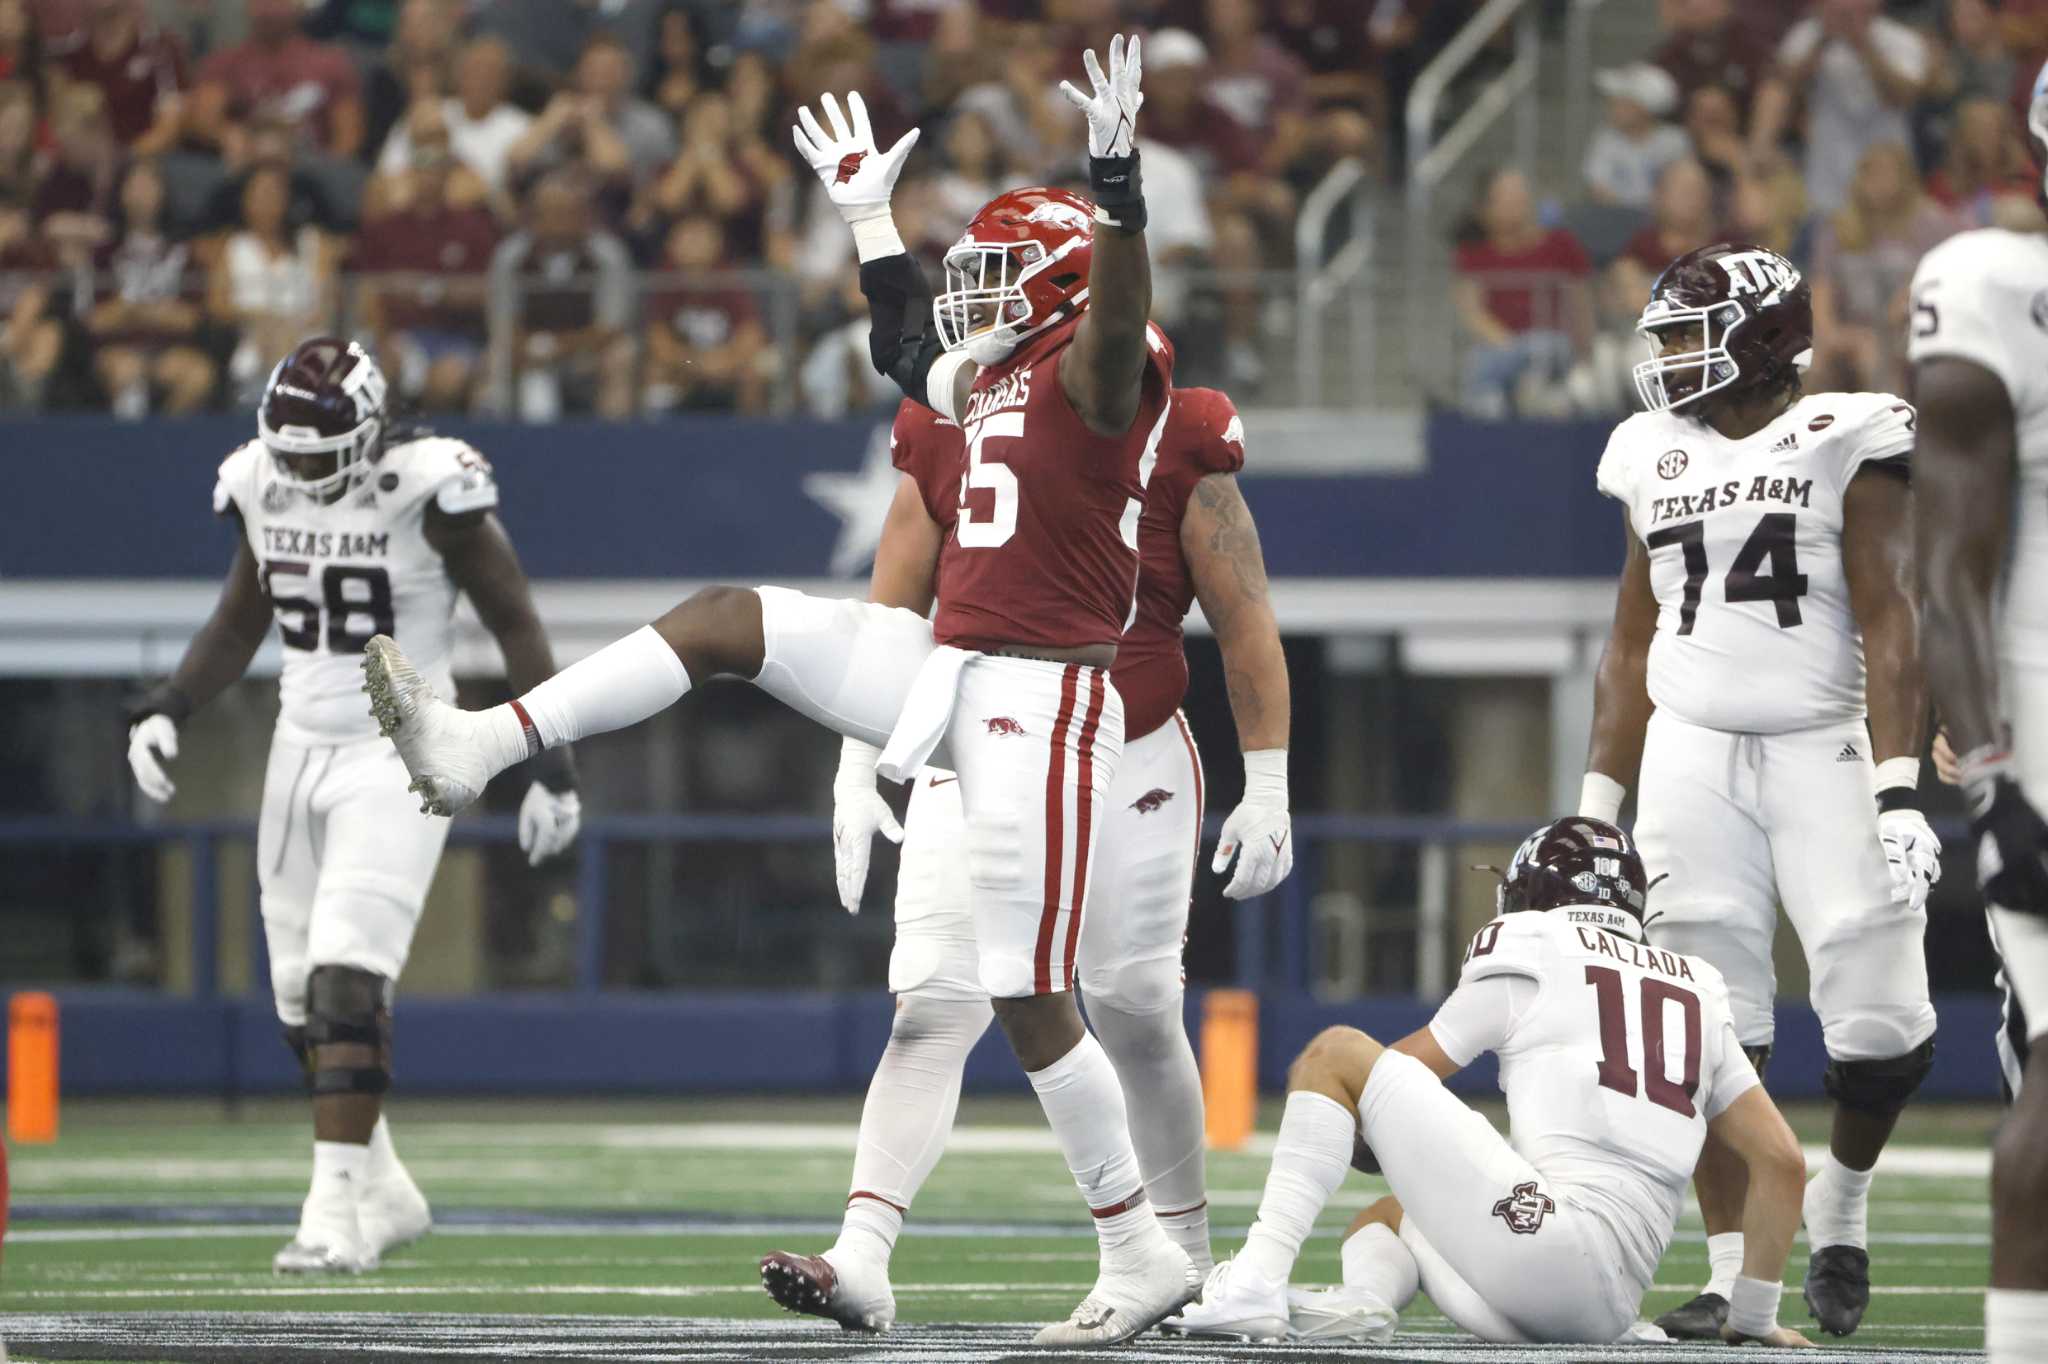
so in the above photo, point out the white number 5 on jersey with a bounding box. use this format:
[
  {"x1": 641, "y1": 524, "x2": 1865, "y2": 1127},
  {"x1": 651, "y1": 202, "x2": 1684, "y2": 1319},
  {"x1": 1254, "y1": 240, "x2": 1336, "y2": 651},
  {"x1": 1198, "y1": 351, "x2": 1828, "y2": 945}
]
[{"x1": 958, "y1": 412, "x2": 1022, "y2": 548}]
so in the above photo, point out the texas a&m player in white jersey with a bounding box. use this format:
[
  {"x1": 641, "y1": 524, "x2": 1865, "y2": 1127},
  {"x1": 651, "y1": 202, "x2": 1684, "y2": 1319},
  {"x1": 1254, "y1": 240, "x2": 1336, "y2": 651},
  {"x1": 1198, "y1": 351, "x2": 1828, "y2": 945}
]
[
  {"x1": 758, "y1": 384, "x2": 1290, "y2": 1331},
  {"x1": 1909, "y1": 58, "x2": 2048, "y2": 1364},
  {"x1": 1169, "y1": 819, "x2": 1809, "y2": 1346},
  {"x1": 124, "y1": 339, "x2": 581, "y2": 1273},
  {"x1": 1577, "y1": 243, "x2": 1939, "y2": 1339}
]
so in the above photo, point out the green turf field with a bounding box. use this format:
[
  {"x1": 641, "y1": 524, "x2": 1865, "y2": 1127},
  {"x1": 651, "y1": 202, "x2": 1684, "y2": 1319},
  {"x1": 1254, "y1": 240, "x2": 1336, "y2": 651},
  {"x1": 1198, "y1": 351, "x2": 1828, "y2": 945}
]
[{"x1": 0, "y1": 1097, "x2": 2000, "y2": 1361}]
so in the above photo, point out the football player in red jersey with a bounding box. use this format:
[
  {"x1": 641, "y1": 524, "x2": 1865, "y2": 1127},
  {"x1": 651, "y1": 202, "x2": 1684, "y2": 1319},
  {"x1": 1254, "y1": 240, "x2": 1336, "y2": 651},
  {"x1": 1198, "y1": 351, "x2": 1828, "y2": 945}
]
[
  {"x1": 363, "y1": 36, "x2": 1261, "y2": 1344},
  {"x1": 757, "y1": 386, "x2": 1290, "y2": 1331}
]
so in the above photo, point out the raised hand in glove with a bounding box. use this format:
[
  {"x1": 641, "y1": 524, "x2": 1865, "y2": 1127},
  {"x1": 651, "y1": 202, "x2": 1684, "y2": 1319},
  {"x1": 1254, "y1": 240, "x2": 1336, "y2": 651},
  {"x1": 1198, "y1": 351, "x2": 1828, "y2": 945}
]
[{"x1": 791, "y1": 91, "x2": 919, "y2": 260}]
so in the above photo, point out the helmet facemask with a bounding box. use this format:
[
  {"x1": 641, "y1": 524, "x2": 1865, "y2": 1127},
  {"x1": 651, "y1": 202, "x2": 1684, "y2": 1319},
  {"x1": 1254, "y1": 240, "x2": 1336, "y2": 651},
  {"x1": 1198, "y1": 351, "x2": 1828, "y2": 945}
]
[
  {"x1": 935, "y1": 236, "x2": 1069, "y2": 366},
  {"x1": 1631, "y1": 297, "x2": 1749, "y2": 413}
]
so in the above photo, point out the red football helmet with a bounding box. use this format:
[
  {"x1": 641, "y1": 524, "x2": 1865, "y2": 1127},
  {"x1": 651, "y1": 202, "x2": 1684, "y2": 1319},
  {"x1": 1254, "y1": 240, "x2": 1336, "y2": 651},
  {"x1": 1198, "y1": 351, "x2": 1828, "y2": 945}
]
[
  {"x1": 934, "y1": 186, "x2": 1095, "y2": 365},
  {"x1": 257, "y1": 336, "x2": 389, "y2": 498},
  {"x1": 1632, "y1": 241, "x2": 1812, "y2": 413}
]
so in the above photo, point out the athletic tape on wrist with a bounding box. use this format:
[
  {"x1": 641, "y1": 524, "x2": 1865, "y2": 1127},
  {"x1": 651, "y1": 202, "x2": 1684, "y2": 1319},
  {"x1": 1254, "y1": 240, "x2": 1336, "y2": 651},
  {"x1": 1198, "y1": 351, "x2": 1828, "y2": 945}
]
[{"x1": 1578, "y1": 772, "x2": 1625, "y2": 824}]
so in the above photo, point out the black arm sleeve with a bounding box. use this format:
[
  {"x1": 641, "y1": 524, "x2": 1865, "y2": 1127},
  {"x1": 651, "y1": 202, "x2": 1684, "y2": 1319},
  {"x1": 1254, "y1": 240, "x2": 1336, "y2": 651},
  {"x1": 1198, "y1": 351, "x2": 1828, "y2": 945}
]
[{"x1": 859, "y1": 252, "x2": 946, "y2": 409}]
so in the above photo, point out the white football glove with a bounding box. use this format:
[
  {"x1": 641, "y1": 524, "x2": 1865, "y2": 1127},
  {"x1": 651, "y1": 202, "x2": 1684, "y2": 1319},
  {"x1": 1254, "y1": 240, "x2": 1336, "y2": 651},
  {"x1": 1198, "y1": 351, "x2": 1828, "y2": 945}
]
[
  {"x1": 1060, "y1": 32, "x2": 1143, "y2": 158},
  {"x1": 1879, "y1": 807, "x2": 1942, "y2": 913},
  {"x1": 1212, "y1": 749, "x2": 1292, "y2": 900},
  {"x1": 832, "y1": 737, "x2": 903, "y2": 914},
  {"x1": 791, "y1": 91, "x2": 919, "y2": 261},
  {"x1": 127, "y1": 713, "x2": 179, "y2": 803},
  {"x1": 518, "y1": 782, "x2": 581, "y2": 867}
]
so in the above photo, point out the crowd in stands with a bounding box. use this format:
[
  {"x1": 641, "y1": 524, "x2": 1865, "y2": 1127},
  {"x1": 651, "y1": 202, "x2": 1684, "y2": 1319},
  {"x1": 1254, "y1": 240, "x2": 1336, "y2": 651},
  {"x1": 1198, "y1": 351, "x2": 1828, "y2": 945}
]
[
  {"x1": 1455, "y1": 0, "x2": 2048, "y2": 418},
  {"x1": 0, "y1": 0, "x2": 1415, "y2": 420}
]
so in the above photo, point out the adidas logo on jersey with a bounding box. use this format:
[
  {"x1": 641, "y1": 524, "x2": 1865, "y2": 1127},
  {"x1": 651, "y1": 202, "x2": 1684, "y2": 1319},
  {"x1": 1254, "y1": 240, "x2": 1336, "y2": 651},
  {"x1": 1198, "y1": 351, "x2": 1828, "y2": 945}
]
[
  {"x1": 1837, "y1": 743, "x2": 1859, "y2": 762},
  {"x1": 1769, "y1": 432, "x2": 1798, "y2": 453}
]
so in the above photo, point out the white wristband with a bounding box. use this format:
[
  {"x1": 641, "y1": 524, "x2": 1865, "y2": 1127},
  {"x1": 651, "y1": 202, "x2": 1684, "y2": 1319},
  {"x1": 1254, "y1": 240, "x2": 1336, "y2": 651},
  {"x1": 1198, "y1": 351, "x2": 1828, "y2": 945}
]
[
  {"x1": 837, "y1": 735, "x2": 883, "y2": 787},
  {"x1": 850, "y1": 214, "x2": 908, "y2": 265},
  {"x1": 1727, "y1": 1275, "x2": 1782, "y2": 1338},
  {"x1": 1875, "y1": 756, "x2": 1920, "y2": 792},
  {"x1": 1242, "y1": 748, "x2": 1288, "y2": 808},
  {"x1": 1578, "y1": 772, "x2": 1625, "y2": 824}
]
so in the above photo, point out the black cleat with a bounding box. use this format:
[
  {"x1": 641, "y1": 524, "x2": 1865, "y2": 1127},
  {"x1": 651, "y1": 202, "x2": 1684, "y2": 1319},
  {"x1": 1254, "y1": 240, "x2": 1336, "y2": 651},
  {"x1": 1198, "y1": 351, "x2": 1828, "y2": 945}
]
[
  {"x1": 1653, "y1": 1291, "x2": 1729, "y2": 1339},
  {"x1": 1804, "y1": 1244, "x2": 1871, "y2": 1336}
]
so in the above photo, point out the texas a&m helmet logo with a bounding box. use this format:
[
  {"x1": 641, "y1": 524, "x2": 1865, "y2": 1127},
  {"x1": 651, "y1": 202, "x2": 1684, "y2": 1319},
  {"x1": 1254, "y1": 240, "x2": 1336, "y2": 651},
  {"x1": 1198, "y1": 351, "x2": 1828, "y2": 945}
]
[
  {"x1": 1492, "y1": 1181, "x2": 1555, "y2": 1235},
  {"x1": 1716, "y1": 248, "x2": 1801, "y2": 307}
]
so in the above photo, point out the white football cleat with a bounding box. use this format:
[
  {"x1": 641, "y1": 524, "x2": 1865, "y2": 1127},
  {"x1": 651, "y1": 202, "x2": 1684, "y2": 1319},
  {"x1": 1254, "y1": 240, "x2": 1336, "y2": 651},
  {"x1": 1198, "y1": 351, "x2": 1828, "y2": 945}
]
[
  {"x1": 1032, "y1": 1237, "x2": 1196, "y2": 1347},
  {"x1": 362, "y1": 635, "x2": 489, "y2": 816},
  {"x1": 759, "y1": 1249, "x2": 896, "y2": 1332},
  {"x1": 273, "y1": 1194, "x2": 377, "y2": 1275},
  {"x1": 1159, "y1": 1256, "x2": 1290, "y2": 1343},
  {"x1": 1286, "y1": 1283, "x2": 1399, "y2": 1342},
  {"x1": 359, "y1": 1163, "x2": 432, "y2": 1259}
]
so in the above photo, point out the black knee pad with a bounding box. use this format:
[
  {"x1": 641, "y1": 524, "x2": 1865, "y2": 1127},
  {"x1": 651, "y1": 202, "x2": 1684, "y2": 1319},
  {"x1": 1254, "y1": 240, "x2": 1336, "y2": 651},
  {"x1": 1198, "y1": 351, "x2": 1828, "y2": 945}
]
[
  {"x1": 1743, "y1": 1043, "x2": 1773, "y2": 1081},
  {"x1": 281, "y1": 1024, "x2": 313, "y2": 1089},
  {"x1": 1823, "y1": 1039, "x2": 1935, "y2": 1120},
  {"x1": 304, "y1": 964, "x2": 393, "y2": 1096}
]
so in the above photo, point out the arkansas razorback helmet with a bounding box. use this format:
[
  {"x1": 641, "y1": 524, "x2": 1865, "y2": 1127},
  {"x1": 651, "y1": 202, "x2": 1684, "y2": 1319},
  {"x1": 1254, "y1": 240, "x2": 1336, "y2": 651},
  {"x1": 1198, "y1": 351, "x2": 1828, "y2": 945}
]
[
  {"x1": 1495, "y1": 816, "x2": 1649, "y2": 942},
  {"x1": 1632, "y1": 241, "x2": 1812, "y2": 414},
  {"x1": 257, "y1": 337, "x2": 389, "y2": 498},
  {"x1": 934, "y1": 186, "x2": 1095, "y2": 365}
]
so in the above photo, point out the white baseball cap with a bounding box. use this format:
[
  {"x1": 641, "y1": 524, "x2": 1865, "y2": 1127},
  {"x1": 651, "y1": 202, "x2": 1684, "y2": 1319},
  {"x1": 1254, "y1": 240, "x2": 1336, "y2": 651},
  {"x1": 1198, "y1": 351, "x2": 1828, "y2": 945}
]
[{"x1": 1594, "y1": 62, "x2": 1680, "y2": 118}]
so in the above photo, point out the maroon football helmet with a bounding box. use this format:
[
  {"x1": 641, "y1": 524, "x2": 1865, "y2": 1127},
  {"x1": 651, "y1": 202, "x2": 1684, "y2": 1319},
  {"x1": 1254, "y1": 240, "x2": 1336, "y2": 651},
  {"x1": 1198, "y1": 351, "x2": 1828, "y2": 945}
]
[
  {"x1": 1496, "y1": 816, "x2": 1649, "y2": 941},
  {"x1": 257, "y1": 337, "x2": 389, "y2": 497},
  {"x1": 1632, "y1": 242, "x2": 1812, "y2": 413}
]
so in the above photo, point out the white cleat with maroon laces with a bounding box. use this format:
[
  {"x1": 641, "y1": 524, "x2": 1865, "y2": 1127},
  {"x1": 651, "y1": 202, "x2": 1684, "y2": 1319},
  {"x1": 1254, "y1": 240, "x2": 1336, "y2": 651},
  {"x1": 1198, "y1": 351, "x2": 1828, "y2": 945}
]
[
  {"x1": 1033, "y1": 1235, "x2": 1196, "y2": 1346},
  {"x1": 759, "y1": 1250, "x2": 896, "y2": 1332},
  {"x1": 361, "y1": 635, "x2": 492, "y2": 816}
]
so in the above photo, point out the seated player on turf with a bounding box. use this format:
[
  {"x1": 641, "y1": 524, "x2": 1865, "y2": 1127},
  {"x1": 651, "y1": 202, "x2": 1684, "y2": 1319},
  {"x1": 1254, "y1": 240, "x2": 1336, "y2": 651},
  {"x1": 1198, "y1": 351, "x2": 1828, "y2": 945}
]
[{"x1": 1165, "y1": 817, "x2": 1813, "y2": 1347}]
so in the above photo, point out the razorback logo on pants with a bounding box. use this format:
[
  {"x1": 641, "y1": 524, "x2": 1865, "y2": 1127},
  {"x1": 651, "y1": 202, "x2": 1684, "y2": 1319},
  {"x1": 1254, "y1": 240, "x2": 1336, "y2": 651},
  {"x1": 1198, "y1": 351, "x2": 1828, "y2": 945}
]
[
  {"x1": 1130, "y1": 787, "x2": 1173, "y2": 814},
  {"x1": 986, "y1": 716, "x2": 1027, "y2": 737}
]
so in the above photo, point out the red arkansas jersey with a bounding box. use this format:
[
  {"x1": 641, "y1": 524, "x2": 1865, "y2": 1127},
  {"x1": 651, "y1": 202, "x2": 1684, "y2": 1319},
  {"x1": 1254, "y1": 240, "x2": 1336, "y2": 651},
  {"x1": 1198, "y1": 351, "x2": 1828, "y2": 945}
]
[
  {"x1": 922, "y1": 316, "x2": 1175, "y2": 653},
  {"x1": 890, "y1": 381, "x2": 1241, "y2": 740}
]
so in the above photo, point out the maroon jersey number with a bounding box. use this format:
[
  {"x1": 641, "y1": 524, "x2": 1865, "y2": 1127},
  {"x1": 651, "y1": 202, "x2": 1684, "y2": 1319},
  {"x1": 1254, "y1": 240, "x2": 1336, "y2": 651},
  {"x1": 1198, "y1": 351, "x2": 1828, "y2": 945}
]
[{"x1": 1585, "y1": 964, "x2": 1701, "y2": 1117}]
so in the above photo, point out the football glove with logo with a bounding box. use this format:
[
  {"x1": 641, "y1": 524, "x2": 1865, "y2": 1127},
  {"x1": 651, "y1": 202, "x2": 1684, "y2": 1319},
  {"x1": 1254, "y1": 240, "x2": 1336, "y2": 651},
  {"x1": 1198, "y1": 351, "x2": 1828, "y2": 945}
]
[
  {"x1": 127, "y1": 714, "x2": 180, "y2": 803},
  {"x1": 832, "y1": 737, "x2": 903, "y2": 914},
  {"x1": 517, "y1": 782, "x2": 581, "y2": 866},
  {"x1": 1961, "y1": 745, "x2": 2048, "y2": 914},
  {"x1": 1212, "y1": 748, "x2": 1292, "y2": 900},
  {"x1": 791, "y1": 91, "x2": 920, "y2": 263}
]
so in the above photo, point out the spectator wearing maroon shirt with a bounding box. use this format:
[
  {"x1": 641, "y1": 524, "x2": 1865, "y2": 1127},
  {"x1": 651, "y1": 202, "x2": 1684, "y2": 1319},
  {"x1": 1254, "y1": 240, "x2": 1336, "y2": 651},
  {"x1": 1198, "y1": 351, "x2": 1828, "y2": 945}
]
[
  {"x1": 1653, "y1": 0, "x2": 1776, "y2": 110},
  {"x1": 1617, "y1": 158, "x2": 1721, "y2": 279},
  {"x1": 643, "y1": 214, "x2": 767, "y2": 414},
  {"x1": 34, "y1": 83, "x2": 118, "y2": 266},
  {"x1": 1268, "y1": 0, "x2": 1374, "y2": 109},
  {"x1": 48, "y1": 0, "x2": 184, "y2": 155},
  {"x1": 82, "y1": 158, "x2": 212, "y2": 416},
  {"x1": 1203, "y1": 0, "x2": 1316, "y2": 173},
  {"x1": 358, "y1": 109, "x2": 501, "y2": 413},
  {"x1": 630, "y1": 92, "x2": 762, "y2": 263},
  {"x1": 189, "y1": 0, "x2": 365, "y2": 161},
  {"x1": 1452, "y1": 167, "x2": 1593, "y2": 418}
]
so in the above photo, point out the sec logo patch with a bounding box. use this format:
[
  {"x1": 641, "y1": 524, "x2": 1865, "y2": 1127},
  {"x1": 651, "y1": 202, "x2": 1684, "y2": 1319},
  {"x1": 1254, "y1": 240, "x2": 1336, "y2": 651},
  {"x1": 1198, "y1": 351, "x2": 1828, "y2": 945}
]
[{"x1": 1657, "y1": 449, "x2": 1688, "y2": 480}]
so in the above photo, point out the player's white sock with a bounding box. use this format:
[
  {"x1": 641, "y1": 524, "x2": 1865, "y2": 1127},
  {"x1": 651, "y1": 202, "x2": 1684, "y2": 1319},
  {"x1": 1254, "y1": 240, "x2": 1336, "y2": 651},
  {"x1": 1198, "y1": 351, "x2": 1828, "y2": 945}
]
[
  {"x1": 829, "y1": 994, "x2": 993, "y2": 1271},
  {"x1": 1988, "y1": 1288, "x2": 2048, "y2": 1363},
  {"x1": 365, "y1": 1116, "x2": 397, "y2": 1177},
  {"x1": 1239, "y1": 1091, "x2": 1356, "y2": 1284},
  {"x1": 486, "y1": 625, "x2": 693, "y2": 767},
  {"x1": 306, "y1": 1140, "x2": 369, "y2": 1223},
  {"x1": 1340, "y1": 1222, "x2": 1419, "y2": 1312},
  {"x1": 1803, "y1": 1150, "x2": 1874, "y2": 1250},
  {"x1": 1088, "y1": 998, "x2": 1211, "y2": 1271},
  {"x1": 1025, "y1": 1032, "x2": 1161, "y2": 1260},
  {"x1": 1704, "y1": 1231, "x2": 1744, "y2": 1299}
]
